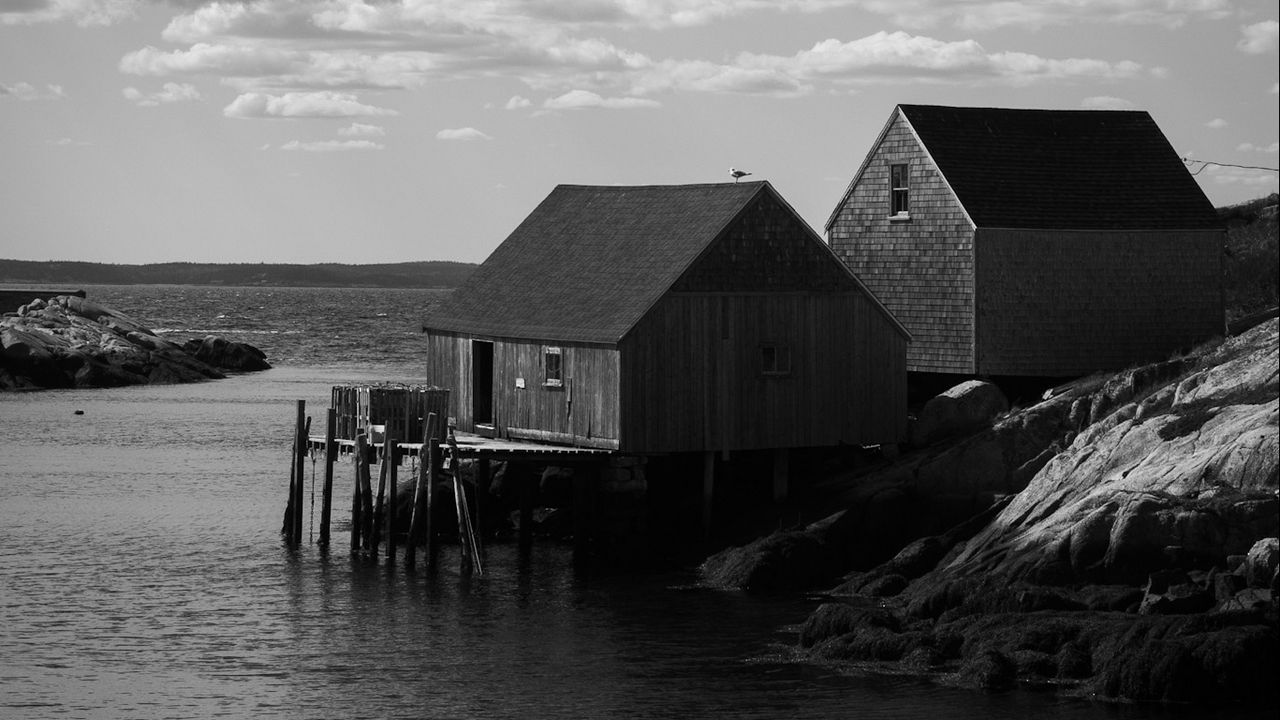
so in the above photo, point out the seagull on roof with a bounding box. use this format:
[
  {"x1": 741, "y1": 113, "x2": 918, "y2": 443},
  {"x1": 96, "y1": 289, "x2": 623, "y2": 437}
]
[{"x1": 729, "y1": 167, "x2": 751, "y2": 182}]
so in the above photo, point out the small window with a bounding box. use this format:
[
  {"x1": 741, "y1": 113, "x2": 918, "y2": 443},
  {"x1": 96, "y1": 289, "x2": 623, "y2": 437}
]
[
  {"x1": 761, "y1": 343, "x2": 791, "y2": 376},
  {"x1": 890, "y1": 163, "x2": 909, "y2": 217},
  {"x1": 543, "y1": 346, "x2": 563, "y2": 387}
]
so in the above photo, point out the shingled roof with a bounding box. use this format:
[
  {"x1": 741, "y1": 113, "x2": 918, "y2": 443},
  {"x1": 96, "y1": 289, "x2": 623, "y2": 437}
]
[
  {"x1": 835, "y1": 104, "x2": 1221, "y2": 231},
  {"x1": 425, "y1": 182, "x2": 781, "y2": 344}
]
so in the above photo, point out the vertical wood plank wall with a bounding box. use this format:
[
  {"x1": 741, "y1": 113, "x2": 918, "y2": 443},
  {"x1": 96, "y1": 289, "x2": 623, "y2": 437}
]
[
  {"x1": 619, "y1": 292, "x2": 906, "y2": 454},
  {"x1": 828, "y1": 113, "x2": 976, "y2": 374},
  {"x1": 425, "y1": 331, "x2": 621, "y2": 446},
  {"x1": 975, "y1": 228, "x2": 1225, "y2": 375}
]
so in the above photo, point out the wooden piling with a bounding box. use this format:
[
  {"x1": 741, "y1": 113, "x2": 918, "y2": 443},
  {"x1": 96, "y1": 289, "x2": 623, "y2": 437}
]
[
  {"x1": 352, "y1": 431, "x2": 367, "y2": 553},
  {"x1": 772, "y1": 448, "x2": 789, "y2": 503},
  {"x1": 476, "y1": 459, "x2": 490, "y2": 543},
  {"x1": 295, "y1": 412, "x2": 309, "y2": 546},
  {"x1": 406, "y1": 412, "x2": 438, "y2": 568},
  {"x1": 518, "y1": 464, "x2": 534, "y2": 549},
  {"x1": 386, "y1": 435, "x2": 398, "y2": 563},
  {"x1": 426, "y1": 435, "x2": 442, "y2": 569},
  {"x1": 359, "y1": 432, "x2": 375, "y2": 553},
  {"x1": 371, "y1": 435, "x2": 389, "y2": 556},
  {"x1": 573, "y1": 464, "x2": 594, "y2": 562},
  {"x1": 702, "y1": 451, "x2": 715, "y2": 538},
  {"x1": 319, "y1": 408, "x2": 336, "y2": 549}
]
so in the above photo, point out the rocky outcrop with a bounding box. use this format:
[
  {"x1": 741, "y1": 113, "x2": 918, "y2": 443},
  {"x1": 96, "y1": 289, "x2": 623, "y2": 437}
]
[
  {"x1": 1, "y1": 295, "x2": 269, "y2": 390},
  {"x1": 182, "y1": 335, "x2": 271, "y2": 371},
  {"x1": 909, "y1": 379, "x2": 1009, "y2": 448},
  {"x1": 709, "y1": 319, "x2": 1279, "y2": 707}
]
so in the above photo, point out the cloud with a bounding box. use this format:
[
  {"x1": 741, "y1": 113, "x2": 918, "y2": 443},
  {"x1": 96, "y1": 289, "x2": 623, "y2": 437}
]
[
  {"x1": 338, "y1": 122, "x2": 385, "y2": 137},
  {"x1": 223, "y1": 91, "x2": 399, "y2": 119},
  {"x1": 1081, "y1": 95, "x2": 1135, "y2": 110},
  {"x1": 1238, "y1": 20, "x2": 1278, "y2": 54},
  {"x1": 542, "y1": 89, "x2": 661, "y2": 109},
  {"x1": 1, "y1": 0, "x2": 139, "y2": 27},
  {"x1": 1236, "y1": 141, "x2": 1279, "y2": 154},
  {"x1": 0, "y1": 81, "x2": 66, "y2": 100},
  {"x1": 505, "y1": 95, "x2": 532, "y2": 110},
  {"x1": 1206, "y1": 117, "x2": 1228, "y2": 129},
  {"x1": 1272, "y1": 82, "x2": 1279, "y2": 94},
  {"x1": 120, "y1": 43, "x2": 436, "y2": 90},
  {"x1": 122, "y1": 82, "x2": 202, "y2": 106},
  {"x1": 435, "y1": 127, "x2": 492, "y2": 141},
  {"x1": 281, "y1": 139, "x2": 385, "y2": 151},
  {"x1": 855, "y1": 0, "x2": 1232, "y2": 31}
]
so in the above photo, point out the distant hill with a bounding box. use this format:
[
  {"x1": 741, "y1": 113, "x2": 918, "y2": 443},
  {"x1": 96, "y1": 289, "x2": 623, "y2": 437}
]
[
  {"x1": 0, "y1": 260, "x2": 476, "y2": 289},
  {"x1": 1220, "y1": 193, "x2": 1279, "y2": 322}
]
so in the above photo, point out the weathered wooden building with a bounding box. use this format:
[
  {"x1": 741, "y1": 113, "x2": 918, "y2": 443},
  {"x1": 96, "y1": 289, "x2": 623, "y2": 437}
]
[
  {"x1": 422, "y1": 181, "x2": 909, "y2": 455},
  {"x1": 827, "y1": 104, "x2": 1225, "y2": 377}
]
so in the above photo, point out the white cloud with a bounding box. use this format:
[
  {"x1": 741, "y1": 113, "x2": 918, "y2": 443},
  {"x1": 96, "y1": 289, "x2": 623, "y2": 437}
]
[
  {"x1": 1206, "y1": 117, "x2": 1228, "y2": 129},
  {"x1": 0, "y1": 81, "x2": 66, "y2": 100},
  {"x1": 1, "y1": 0, "x2": 139, "y2": 27},
  {"x1": 505, "y1": 95, "x2": 532, "y2": 110},
  {"x1": 1236, "y1": 141, "x2": 1280, "y2": 154},
  {"x1": 281, "y1": 139, "x2": 385, "y2": 151},
  {"x1": 542, "y1": 89, "x2": 660, "y2": 109},
  {"x1": 224, "y1": 91, "x2": 399, "y2": 119},
  {"x1": 122, "y1": 82, "x2": 202, "y2": 107},
  {"x1": 1272, "y1": 82, "x2": 1279, "y2": 94},
  {"x1": 1238, "y1": 20, "x2": 1278, "y2": 54},
  {"x1": 856, "y1": 0, "x2": 1232, "y2": 31},
  {"x1": 435, "y1": 127, "x2": 493, "y2": 141},
  {"x1": 120, "y1": 43, "x2": 436, "y2": 90},
  {"x1": 1081, "y1": 95, "x2": 1135, "y2": 110},
  {"x1": 338, "y1": 122, "x2": 385, "y2": 137}
]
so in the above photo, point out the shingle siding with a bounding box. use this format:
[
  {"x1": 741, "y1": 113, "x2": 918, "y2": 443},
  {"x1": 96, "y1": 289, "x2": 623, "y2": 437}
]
[
  {"x1": 829, "y1": 113, "x2": 975, "y2": 373},
  {"x1": 975, "y1": 229, "x2": 1225, "y2": 375}
]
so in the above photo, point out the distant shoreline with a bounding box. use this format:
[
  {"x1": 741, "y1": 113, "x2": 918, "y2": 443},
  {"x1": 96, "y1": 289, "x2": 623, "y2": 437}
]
[{"x1": 0, "y1": 259, "x2": 476, "y2": 290}]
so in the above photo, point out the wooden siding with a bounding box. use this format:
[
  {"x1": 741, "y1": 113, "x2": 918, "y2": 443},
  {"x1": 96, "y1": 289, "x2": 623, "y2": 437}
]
[
  {"x1": 975, "y1": 229, "x2": 1225, "y2": 376},
  {"x1": 424, "y1": 331, "x2": 621, "y2": 448},
  {"x1": 619, "y1": 292, "x2": 906, "y2": 454},
  {"x1": 828, "y1": 112, "x2": 976, "y2": 374},
  {"x1": 673, "y1": 191, "x2": 854, "y2": 293}
]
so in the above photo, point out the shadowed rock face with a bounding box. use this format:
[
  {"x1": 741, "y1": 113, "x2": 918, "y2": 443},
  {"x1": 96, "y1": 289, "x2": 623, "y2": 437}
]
[
  {"x1": 1, "y1": 295, "x2": 268, "y2": 390},
  {"x1": 706, "y1": 318, "x2": 1279, "y2": 707}
]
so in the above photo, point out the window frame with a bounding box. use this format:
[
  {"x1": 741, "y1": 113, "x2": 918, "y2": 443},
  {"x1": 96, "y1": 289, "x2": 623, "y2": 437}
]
[
  {"x1": 889, "y1": 162, "x2": 910, "y2": 218},
  {"x1": 760, "y1": 342, "x2": 792, "y2": 377},
  {"x1": 542, "y1": 346, "x2": 563, "y2": 388}
]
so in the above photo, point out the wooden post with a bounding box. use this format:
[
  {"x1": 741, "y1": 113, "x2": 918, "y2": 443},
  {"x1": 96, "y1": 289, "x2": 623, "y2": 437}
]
[
  {"x1": 426, "y1": 436, "x2": 441, "y2": 569},
  {"x1": 284, "y1": 416, "x2": 297, "y2": 541},
  {"x1": 291, "y1": 401, "x2": 307, "y2": 547},
  {"x1": 352, "y1": 431, "x2": 367, "y2": 553},
  {"x1": 772, "y1": 448, "x2": 789, "y2": 503},
  {"x1": 475, "y1": 458, "x2": 490, "y2": 543},
  {"x1": 518, "y1": 464, "x2": 534, "y2": 549},
  {"x1": 359, "y1": 433, "x2": 374, "y2": 554},
  {"x1": 371, "y1": 436, "x2": 389, "y2": 557},
  {"x1": 706, "y1": 450, "x2": 716, "y2": 535},
  {"x1": 406, "y1": 413, "x2": 439, "y2": 568},
  {"x1": 385, "y1": 435, "x2": 398, "y2": 563},
  {"x1": 573, "y1": 464, "x2": 593, "y2": 562},
  {"x1": 319, "y1": 407, "x2": 336, "y2": 549}
]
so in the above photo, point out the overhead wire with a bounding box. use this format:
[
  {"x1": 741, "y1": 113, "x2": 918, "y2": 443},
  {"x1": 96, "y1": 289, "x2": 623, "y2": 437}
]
[{"x1": 1182, "y1": 158, "x2": 1280, "y2": 176}]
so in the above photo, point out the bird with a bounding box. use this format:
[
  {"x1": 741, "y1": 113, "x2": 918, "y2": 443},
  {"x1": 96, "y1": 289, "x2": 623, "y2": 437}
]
[{"x1": 729, "y1": 167, "x2": 751, "y2": 182}]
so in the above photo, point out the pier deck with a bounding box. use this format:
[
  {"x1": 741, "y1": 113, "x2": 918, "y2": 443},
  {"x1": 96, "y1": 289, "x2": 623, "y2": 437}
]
[{"x1": 308, "y1": 431, "x2": 613, "y2": 462}]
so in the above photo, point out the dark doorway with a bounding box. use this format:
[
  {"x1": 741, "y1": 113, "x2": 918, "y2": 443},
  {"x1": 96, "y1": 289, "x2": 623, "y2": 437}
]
[{"x1": 472, "y1": 340, "x2": 494, "y2": 428}]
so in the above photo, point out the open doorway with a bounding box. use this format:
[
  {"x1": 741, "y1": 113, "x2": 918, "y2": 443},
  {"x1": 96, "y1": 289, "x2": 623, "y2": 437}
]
[{"x1": 472, "y1": 340, "x2": 494, "y2": 431}]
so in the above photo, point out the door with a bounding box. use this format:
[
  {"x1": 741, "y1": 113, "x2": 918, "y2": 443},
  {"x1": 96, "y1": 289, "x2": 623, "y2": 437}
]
[{"x1": 471, "y1": 340, "x2": 494, "y2": 427}]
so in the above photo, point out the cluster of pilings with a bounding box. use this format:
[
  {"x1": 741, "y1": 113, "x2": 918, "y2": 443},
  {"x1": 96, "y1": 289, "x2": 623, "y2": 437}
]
[{"x1": 280, "y1": 399, "x2": 484, "y2": 575}]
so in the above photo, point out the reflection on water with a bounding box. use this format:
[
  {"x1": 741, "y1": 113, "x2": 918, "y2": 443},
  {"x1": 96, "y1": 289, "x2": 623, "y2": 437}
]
[{"x1": 0, "y1": 286, "x2": 1263, "y2": 719}]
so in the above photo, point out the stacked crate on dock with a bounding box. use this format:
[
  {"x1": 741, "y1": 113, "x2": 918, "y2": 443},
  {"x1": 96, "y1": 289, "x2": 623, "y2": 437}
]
[{"x1": 330, "y1": 384, "x2": 450, "y2": 442}]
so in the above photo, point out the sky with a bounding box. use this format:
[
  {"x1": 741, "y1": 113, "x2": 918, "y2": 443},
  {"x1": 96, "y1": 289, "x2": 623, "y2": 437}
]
[{"x1": 2, "y1": 1, "x2": 1277, "y2": 265}]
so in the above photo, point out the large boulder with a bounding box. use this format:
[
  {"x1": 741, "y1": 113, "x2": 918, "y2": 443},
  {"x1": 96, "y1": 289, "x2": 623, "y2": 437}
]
[{"x1": 910, "y1": 380, "x2": 1009, "y2": 448}]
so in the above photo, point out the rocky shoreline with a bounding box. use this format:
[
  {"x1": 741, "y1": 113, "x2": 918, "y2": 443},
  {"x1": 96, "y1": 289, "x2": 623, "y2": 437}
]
[
  {"x1": 704, "y1": 317, "x2": 1279, "y2": 707},
  {"x1": 1, "y1": 295, "x2": 270, "y2": 391}
]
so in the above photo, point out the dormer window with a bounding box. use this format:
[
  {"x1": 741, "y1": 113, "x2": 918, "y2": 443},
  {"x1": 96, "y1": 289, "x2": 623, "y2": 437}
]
[{"x1": 890, "y1": 163, "x2": 909, "y2": 218}]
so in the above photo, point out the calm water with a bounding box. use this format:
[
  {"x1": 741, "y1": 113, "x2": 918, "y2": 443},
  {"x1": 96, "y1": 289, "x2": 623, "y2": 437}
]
[{"x1": 0, "y1": 285, "x2": 1259, "y2": 719}]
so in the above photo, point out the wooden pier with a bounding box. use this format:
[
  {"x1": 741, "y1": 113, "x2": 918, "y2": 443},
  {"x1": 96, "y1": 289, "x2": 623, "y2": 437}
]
[{"x1": 280, "y1": 393, "x2": 613, "y2": 573}]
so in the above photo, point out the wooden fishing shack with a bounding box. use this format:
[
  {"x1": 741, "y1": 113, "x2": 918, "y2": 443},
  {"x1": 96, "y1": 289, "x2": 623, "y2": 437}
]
[{"x1": 826, "y1": 104, "x2": 1225, "y2": 377}]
